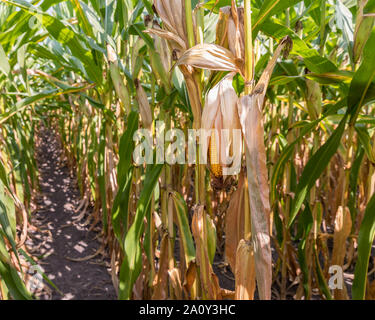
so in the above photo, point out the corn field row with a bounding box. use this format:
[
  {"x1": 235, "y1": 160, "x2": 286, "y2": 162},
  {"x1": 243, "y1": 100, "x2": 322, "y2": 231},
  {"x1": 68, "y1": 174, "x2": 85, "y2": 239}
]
[{"x1": 1, "y1": 0, "x2": 375, "y2": 300}]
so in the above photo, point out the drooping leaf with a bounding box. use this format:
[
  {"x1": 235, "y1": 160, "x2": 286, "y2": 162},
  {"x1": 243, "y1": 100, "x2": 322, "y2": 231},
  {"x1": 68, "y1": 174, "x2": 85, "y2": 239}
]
[
  {"x1": 289, "y1": 114, "x2": 348, "y2": 227},
  {"x1": 119, "y1": 163, "x2": 163, "y2": 300}
]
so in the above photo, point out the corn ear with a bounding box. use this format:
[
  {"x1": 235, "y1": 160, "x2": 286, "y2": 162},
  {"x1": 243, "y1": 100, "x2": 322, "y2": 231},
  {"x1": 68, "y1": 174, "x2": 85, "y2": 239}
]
[
  {"x1": 107, "y1": 44, "x2": 131, "y2": 115},
  {"x1": 135, "y1": 79, "x2": 153, "y2": 129},
  {"x1": 209, "y1": 130, "x2": 223, "y2": 177},
  {"x1": 216, "y1": 7, "x2": 230, "y2": 48},
  {"x1": 305, "y1": 77, "x2": 322, "y2": 120},
  {"x1": 202, "y1": 73, "x2": 241, "y2": 177}
]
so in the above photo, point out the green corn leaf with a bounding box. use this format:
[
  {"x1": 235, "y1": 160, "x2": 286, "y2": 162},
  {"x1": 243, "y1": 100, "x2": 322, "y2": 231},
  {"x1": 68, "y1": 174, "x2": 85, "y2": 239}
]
[
  {"x1": 0, "y1": 86, "x2": 92, "y2": 124},
  {"x1": 253, "y1": 0, "x2": 303, "y2": 37},
  {"x1": 348, "y1": 29, "x2": 375, "y2": 124},
  {"x1": 352, "y1": 193, "x2": 375, "y2": 300},
  {"x1": 4, "y1": 0, "x2": 102, "y2": 84},
  {"x1": 288, "y1": 114, "x2": 348, "y2": 228},
  {"x1": 271, "y1": 118, "x2": 321, "y2": 204},
  {"x1": 0, "y1": 235, "x2": 12, "y2": 265},
  {"x1": 348, "y1": 147, "x2": 365, "y2": 223},
  {"x1": 335, "y1": 0, "x2": 354, "y2": 64},
  {"x1": 0, "y1": 201, "x2": 18, "y2": 264},
  {"x1": 297, "y1": 203, "x2": 313, "y2": 299},
  {"x1": 0, "y1": 260, "x2": 31, "y2": 300},
  {"x1": 119, "y1": 163, "x2": 163, "y2": 300},
  {"x1": 71, "y1": 0, "x2": 95, "y2": 38},
  {"x1": 353, "y1": 0, "x2": 375, "y2": 63},
  {"x1": 260, "y1": 20, "x2": 338, "y2": 74},
  {"x1": 314, "y1": 246, "x2": 332, "y2": 300},
  {"x1": 356, "y1": 126, "x2": 375, "y2": 164},
  {"x1": 0, "y1": 43, "x2": 10, "y2": 76},
  {"x1": 112, "y1": 112, "x2": 139, "y2": 244},
  {"x1": 18, "y1": 248, "x2": 62, "y2": 296},
  {"x1": 170, "y1": 191, "x2": 196, "y2": 265},
  {"x1": 206, "y1": 214, "x2": 216, "y2": 265}
]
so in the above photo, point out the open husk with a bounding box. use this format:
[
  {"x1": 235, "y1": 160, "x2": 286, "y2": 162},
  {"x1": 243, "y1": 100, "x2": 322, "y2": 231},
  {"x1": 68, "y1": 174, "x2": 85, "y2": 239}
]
[{"x1": 201, "y1": 73, "x2": 242, "y2": 177}]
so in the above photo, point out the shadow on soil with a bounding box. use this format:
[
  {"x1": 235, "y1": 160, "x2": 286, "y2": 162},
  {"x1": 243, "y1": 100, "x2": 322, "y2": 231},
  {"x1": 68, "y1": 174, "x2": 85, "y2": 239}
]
[{"x1": 26, "y1": 126, "x2": 116, "y2": 300}]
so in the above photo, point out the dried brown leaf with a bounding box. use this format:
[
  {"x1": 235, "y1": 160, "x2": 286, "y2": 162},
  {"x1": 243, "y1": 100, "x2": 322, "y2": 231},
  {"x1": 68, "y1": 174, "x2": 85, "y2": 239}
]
[
  {"x1": 134, "y1": 253, "x2": 149, "y2": 300},
  {"x1": 236, "y1": 37, "x2": 292, "y2": 299},
  {"x1": 366, "y1": 280, "x2": 375, "y2": 300},
  {"x1": 238, "y1": 94, "x2": 271, "y2": 300},
  {"x1": 221, "y1": 288, "x2": 235, "y2": 300},
  {"x1": 225, "y1": 172, "x2": 246, "y2": 272},
  {"x1": 152, "y1": 233, "x2": 169, "y2": 300},
  {"x1": 331, "y1": 206, "x2": 352, "y2": 300},
  {"x1": 183, "y1": 261, "x2": 197, "y2": 298},
  {"x1": 153, "y1": 0, "x2": 179, "y2": 36},
  {"x1": 169, "y1": 0, "x2": 186, "y2": 43},
  {"x1": 235, "y1": 239, "x2": 256, "y2": 300},
  {"x1": 145, "y1": 28, "x2": 186, "y2": 51},
  {"x1": 191, "y1": 205, "x2": 222, "y2": 299},
  {"x1": 176, "y1": 44, "x2": 241, "y2": 73},
  {"x1": 168, "y1": 268, "x2": 183, "y2": 299}
]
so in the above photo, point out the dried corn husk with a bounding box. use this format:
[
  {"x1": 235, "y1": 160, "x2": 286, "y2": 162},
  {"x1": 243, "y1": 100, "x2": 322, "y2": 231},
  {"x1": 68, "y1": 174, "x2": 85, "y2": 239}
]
[
  {"x1": 180, "y1": 67, "x2": 203, "y2": 129},
  {"x1": 235, "y1": 239, "x2": 256, "y2": 300},
  {"x1": 237, "y1": 36, "x2": 292, "y2": 300},
  {"x1": 366, "y1": 280, "x2": 375, "y2": 300},
  {"x1": 229, "y1": 2, "x2": 245, "y2": 60},
  {"x1": 152, "y1": 233, "x2": 169, "y2": 299},
  {"x1": 135, "y1": 79, "x2": 153, "y2": 129},
  {"x1": 238, "y1": 94, "x2": 272, "y2": 300},
  {"x1": 216, "y1": 4, "x2": 244, "y2": 60},
  {"x1": 191, "y1": 205, "x2": 222, "y2": 299},
  {"x1": 176, "y1": 43, "x2": 243, "y2": 74},
  {"x1": 152, "y1": 0, "x2": 203, "y2": 130},
  {"x1": 145, "y1": 27, "x2": 186, "y2": 52},
  {"x1": 168, "y1": 268, "x2": 183, "y2": 299},
  {"x1": 331, "y1": 206, "x2": 352, "y2": 300},
  {"x1": 183, "y1": 261, "x2": 197, "y2": 299},
  {"x1": 225, "y1": 171, "x2": 246, "y2": 272},
  {"x1": 153, "y1": 0, "x2": 191, "y2": 48}
]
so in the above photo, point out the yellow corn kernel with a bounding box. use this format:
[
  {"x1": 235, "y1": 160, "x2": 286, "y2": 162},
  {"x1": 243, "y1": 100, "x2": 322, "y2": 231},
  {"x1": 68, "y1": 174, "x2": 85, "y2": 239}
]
[{"x1": 209, "y1": 132, "x2": 222, "y2": 177}]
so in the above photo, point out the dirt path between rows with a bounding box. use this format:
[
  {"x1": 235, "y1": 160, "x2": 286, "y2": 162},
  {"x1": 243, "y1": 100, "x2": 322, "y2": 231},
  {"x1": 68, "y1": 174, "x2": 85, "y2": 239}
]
[{"x1": 26, "y1": 126, "x2": 116, "y2": 300}]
